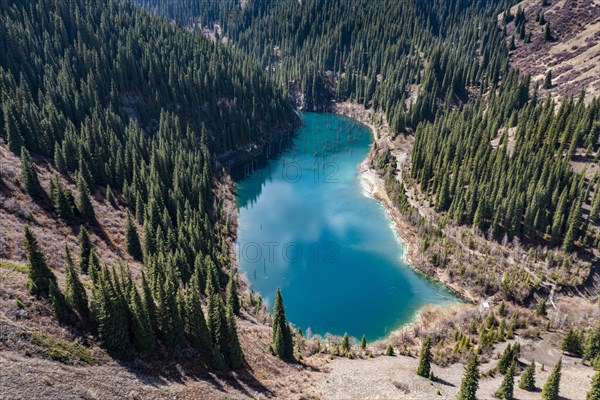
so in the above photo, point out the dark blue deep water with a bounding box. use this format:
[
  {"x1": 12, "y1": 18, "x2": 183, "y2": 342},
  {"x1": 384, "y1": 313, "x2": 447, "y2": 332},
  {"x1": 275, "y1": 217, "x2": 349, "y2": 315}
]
[{"x1": 235, "y1": 113, "x2": 460, "y2": 340}]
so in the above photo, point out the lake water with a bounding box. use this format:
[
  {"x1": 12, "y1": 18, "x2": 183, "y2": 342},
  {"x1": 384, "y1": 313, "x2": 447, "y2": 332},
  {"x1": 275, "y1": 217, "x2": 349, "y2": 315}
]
[{"x1": 235, "y1": 112, "x2": 460, "y2": 341}]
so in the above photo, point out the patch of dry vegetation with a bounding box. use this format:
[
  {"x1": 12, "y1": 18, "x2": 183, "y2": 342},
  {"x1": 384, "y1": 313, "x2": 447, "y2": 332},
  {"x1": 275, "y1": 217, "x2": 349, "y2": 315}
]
[
  {"x1": 503, "y1": 0, "x2": 600, "y2": 104},
  {"x1": 0, "y1": 144, "x2": 142, "y2": 276}
]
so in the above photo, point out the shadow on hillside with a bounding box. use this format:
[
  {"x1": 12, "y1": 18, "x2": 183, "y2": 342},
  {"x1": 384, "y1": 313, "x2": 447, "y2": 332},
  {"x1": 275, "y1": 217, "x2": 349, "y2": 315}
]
[
  {"x1": 432, "y1": 375, "x2": 455, "y2": 387},
  {"x1": 114, "y1": 355, "x2": 273, "y2": 397}
]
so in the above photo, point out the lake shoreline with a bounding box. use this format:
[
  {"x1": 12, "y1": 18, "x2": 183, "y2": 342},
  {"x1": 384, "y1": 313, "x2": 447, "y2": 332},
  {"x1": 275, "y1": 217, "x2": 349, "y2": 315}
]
[{"x1": 330, "y1": 102, "x2": 479, "y2": 306}]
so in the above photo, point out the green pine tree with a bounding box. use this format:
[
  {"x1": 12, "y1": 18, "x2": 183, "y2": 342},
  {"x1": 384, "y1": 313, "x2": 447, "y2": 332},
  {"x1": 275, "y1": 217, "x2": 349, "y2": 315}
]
[
  {"x1": 5, "y1": 103, "x2": 23, "y2": 154},
  {"x1": 519, "y1": 360, "x2": 536, "y2": 391},
  {"x1": 183, "y1": 286, "x2": 212, "y2": 354},
  {"x1": 157, "y1": 274, "x2": 186, "y2": 349},
  {"x1": 544, "y1": 23, "x2": 552, "y2": 41},
  {"x1": 125, "y1": 211, "x2": 143, "y2": 261},
  {"x1": 498, "y1": 301, "x2": 506, "y2": 316},
  {"x1": 584, "y1": 322, "x2": 600, "y2": 363},
  {"x1": 544, "y1": 70, "x2": 553, "y2": 89},
  {"x1": 341, "y1": 333, "x2": 351, "y2": 356},
  {"x1": 360, "y1": 335, "x2": 367, "y2": 350},
  {"x1": 93, "y1": 270, "x2": 131, "y2": 356},
  {"x1": 226, "y1": 270, "x2": 240, "y2": 315},
  {"x1": 78, "y1": 226, "x2": 92, "y2": 273},
  {"x1": 225, "y1": 305, "x2": 244, "y2": 369},
  {"x1": 76, "y1": 170, "x2": 95, "y2": 222},
  {"x1": 106, "y1": 185, "x2": 116, "y2": 207},
  {"x1": 64, "y1": 246, "x2": 90, "y2": 322},
  {"x1": 207, "y1": 292, "x2": 227, "y2": 370},
  {"x1": 542, "y1": 358, "x2": 562, "y2": 400},
  {"x1": 271, "y1": 288, "x2": 294, "y2": 360},
  {"x1": 561, "y1": 327, "x2": 583, "y2": 357},
  {"x1": 498, "y1": 344, "x2": 514, "y2": 374},
  {"x1": 23, "y1": 227, "x2": 57, "y2": 297},
  {"x1": 458, "y1": 355, "x2": 480, "y2": 400},
  {"x1": 50, "y1": 175, "x2": 74, "y2": 221},
  {"x1": 129, "y1": 286, "x2": 157, "y2": 354},
  {"x1": 141, "y1": 272, "x2": 159, "y2": 337},
  {"x1": 496, "y1": 362, "x2": 515, "y2": 399},
  {"x1": 20, "y1": 147, "x2": 43, "y2": 199},
  {"x1": 49, "y1": 280, "x2": 73, "y2": 324},
  {"x1": 385, "y1": 344, "x2": 394, "y2": 356},
  {"x1": 54, "y1": 146, "x2": 67, "y2": 174},
  {"x1": 536, "y1": 300, "x2": 547, "y2": 317},
  {"x1": 417, "y1": 336, "x2": 432, "y2": 377},
  {"x1": 587, "y1": 371, "x2": 600, "y2": 400}
]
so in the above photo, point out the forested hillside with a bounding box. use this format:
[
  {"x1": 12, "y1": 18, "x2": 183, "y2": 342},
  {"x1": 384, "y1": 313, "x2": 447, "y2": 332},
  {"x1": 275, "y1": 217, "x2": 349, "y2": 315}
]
[
  {"x1": 1, "y1": 0, "x2": 296, "y2": 368},
  {"x1": 139, "y1": 0, "x2": 512, "y2": 128},
  {"x1": 1, "y1": 0, "x2": 599, "y2": 398},
  {"x1": 139, "y1": 0, "x2": 600, "y2": 255}
]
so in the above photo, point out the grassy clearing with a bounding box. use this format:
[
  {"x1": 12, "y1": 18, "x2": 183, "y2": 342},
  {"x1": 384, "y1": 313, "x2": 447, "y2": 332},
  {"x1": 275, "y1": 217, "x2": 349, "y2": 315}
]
[
  {"x1": 0, "y1": 259, "x2": 27, "y2": 274},
  {"x1": 30, "y1": 331, "x2": 97, "y2": 364}
]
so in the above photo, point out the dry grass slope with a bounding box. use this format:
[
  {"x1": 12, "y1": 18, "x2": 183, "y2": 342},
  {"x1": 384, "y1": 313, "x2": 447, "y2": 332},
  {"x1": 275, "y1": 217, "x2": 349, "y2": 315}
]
[{"x1": 503, "y1": 0, "x2": 600, "y2": 104}]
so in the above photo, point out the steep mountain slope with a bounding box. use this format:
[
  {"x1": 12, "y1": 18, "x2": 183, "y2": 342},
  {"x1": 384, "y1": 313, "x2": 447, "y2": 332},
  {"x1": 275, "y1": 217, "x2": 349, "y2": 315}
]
[
  {"x1": 0, "y1": 0, "x2": 299, "y2": 390},
  {"x1": 1, "y1": 0, "x2": 599, "y2": 399},
  {"x1": 504, "y1": 0, "x2": 600, "y2": 104}
]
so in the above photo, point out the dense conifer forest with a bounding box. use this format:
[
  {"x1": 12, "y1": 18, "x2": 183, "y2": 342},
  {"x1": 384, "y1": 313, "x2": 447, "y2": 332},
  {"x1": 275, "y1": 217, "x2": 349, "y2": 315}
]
[
  {"x1": 1, "y1": 0, "x2": 297, "y2": 367},
  {"x1": 140, "y1": 0, "x2": 512, "y2": 126},
  {"x1": 137, "y1": 0, "x2": 600, "y2": 250},
  {"x1": 1, "y1": 0, "x2": 598, "y2": 391}
]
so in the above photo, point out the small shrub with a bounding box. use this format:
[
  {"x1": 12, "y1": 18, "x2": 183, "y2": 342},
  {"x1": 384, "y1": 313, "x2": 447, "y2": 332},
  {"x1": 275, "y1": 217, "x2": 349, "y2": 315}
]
[
  {"x1": 385, "y1": 345, "x2": 394, "y2": 356},
  {"x1": 15, "y1": 297, "x2": 25, "y2": 309}
]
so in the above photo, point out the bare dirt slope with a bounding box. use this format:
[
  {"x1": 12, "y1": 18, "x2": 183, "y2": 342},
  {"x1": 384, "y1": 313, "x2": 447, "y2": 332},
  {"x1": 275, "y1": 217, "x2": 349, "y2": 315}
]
[
  {"x1": 315, "y1": 333, "x2": 594, "y2": 400},
  {"x1": 503, "y1": 0, "x2": 600, "y2": 104}
]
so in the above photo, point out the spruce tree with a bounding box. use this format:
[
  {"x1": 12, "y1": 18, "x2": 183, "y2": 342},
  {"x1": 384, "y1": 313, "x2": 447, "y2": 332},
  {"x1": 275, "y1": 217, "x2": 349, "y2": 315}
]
[
  {"x1": 519, "y1": 360, "x2": 536, "y2": 391},
  {"x1": 157, "y1": 274, "x2": 186, "y2": 349},
  {"x1": 129, "y1": 286, "x2": 157, "y2": 355},
  {"x1": 544, "y1": 71, "x2": 553, "y2": 89},
  {"x1": 207, "y1": 292, "x2": 227, "y2": 370},
  {"x1": 561, "y1": 327, "x2": 583, "y2": 356},
  {"x1": 49, "y1": 280, "x2": 73, "y2": 324},
  {"x1": 360, "y1": 335, "x2": 367, "y2": 350},
  {"x1": 94, "y1": 270, "x2": 131, "y2": 356},
  {"x1": 106, "y1": 185, "x2": 116, "y2": 207},
  {"x1": 225, "y1": 305, "x2": 244, "y2": 369},
  {"x1": 458, "y1": 355, "x2": 480, "y2": 400},
  {"x1": 87, "y1": 251, "x2": 100, "y2": 283},
  {"x1": 183, "y1": 286, "x2": 211, "y2": 354},
  {"x1": 125, "y1": 211, "x2": 143, "y2": 261},
  {"x1": 496, "y1": 362, "x2": 515, "y2": 399},
  {"x1": 381, "y1": 344, "x2": 392, "y2": 356},
  {"x1": 23, "y1": 227, "x2": 57, "y2": 297},
  {"x1": 78, "y1": 226, "x2": 92, "y2": 273},
  {"x1": 542, "y1": 358, "x2": 561, "y2": 400},
  {"x1": 498, "y1": 344, "x2": 514, "y2": 374},
  {"x1": 5, "y1": 104, "x2": 23, "y2": 154},
  {"x1": 226, "y1": 271, "x2": 240, "y2": 315},
  {"x1": 271, "y1": 288, "x2": 294, "y2": 360},
  {"x1": 584, "y1": 322, "x2": 600, "y2": 364},
  {"x1": 64, "y1": 246, "x2": 90, "y2": 322},
  {"x1": 141, "y1": 272, "x2": 159, "y2": 338},
  {"x1": 50, "y1": 175, "x2": 74, "y2": 221},
  {"x1": 76, "y1": 170, "x2": 95, "y2": 222},
  {"x1": 544, "y1": 23, "x2": 552, "y2": 41},
  {"x1": 498, "y1": 301, "x2": 506, "y2": 316},
  {"x1": 54, "y1": 146, "x2": 67, "y2": 174},
  {"x1": 587, "y1": 371, "x2": 600, "y2": 400},
  {"x1": 341, "y1": 333, "x2": 350, "y2": 356},
  {"x1": 20, "y1": 147, "x2": 43, "y2": 199},
  {"x1": 417, "y1": 336, "x2": 432, "y2": 378},
  {"x1": 536, "y1": 300, "x2": 547, "y2": 317}
]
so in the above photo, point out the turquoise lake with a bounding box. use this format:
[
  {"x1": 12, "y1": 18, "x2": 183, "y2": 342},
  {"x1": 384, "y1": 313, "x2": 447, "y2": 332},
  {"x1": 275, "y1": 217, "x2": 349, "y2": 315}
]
[{"x1": 235, "y1": 113, "x2": 460, "y2": 341}]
